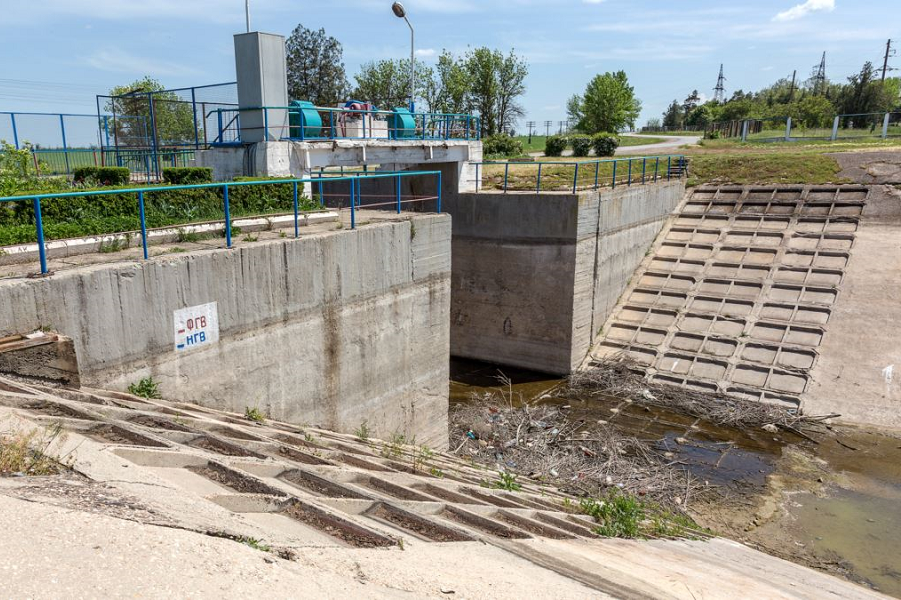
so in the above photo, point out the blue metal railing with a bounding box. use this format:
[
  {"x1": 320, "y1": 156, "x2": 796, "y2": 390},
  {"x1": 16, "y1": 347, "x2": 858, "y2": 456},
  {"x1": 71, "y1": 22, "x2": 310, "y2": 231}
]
[
  {"x1": 212, "y1": 105, "x2": 480, "y2": 144},
  {"x1": 0, "y1": 171, "x2": 442, "y2": 276},
  {"x1": 472, "y1": 155, "x2": 687, "y2": 193}
]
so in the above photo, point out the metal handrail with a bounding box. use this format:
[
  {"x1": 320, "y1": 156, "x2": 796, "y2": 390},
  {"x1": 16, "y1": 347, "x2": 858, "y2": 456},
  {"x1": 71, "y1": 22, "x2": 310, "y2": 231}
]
[
  {"x1": 470, "y1": 155, "x2": 687, "y2": 193},
  {"x1": 0, "y1": 171, "x2": 443, "y2": 275}
]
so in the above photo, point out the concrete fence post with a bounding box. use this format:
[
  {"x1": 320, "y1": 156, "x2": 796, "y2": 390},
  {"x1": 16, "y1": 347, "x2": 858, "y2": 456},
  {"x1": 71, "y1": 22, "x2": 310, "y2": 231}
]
[
  {"x1": 741, "y1": 120, "x2": 749, "y2": 142},
  {"x1": 883, "y1": 113, "x2": 890, "y2": 139},
  {"x1": 831, "y1": 116, "x2": 839, "y2": 141},
  {"x1": 785, "y1": 117, "x2": 792, "y2": 142}
]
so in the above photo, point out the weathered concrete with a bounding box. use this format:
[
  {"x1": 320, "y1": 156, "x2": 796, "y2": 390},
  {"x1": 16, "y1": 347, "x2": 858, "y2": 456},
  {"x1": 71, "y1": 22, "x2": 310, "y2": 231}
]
[
  {"x1": 0, "y1": 332, "x2": 79, "y2": 386},
  {"x1": 196, "y1": 140, "x2": 482, "y2": 195},
  {"x1": 0, "y1": 214, "x2": 451, "y2": 447},
  {"x1": 445, "y1": 181, "x2": 685, "y2": 374},
  {"x1": 804, "y1": 185, "x2": 901, "y2": 427}
]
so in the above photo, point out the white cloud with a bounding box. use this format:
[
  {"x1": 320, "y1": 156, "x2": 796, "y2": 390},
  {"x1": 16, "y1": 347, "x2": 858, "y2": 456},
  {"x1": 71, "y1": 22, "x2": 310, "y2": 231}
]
[
  {"x1": 415, "y1": 48, "x2": 437, "y2": 58},
  {"x1": 773, "y1": 0, "x2": 835, "y2": 22},
  {"x1": 583, "y1": 0, "x2": 606, "y2": 4}
]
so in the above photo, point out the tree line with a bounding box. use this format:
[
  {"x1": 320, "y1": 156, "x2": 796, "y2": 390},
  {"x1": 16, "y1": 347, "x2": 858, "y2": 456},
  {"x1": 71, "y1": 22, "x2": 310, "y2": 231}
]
[
  {"x1": 286, "y1": 24, "x2": 527, "y2": 137},
  {"x1": 653, "y1": 60, "x2": 901, "y2": 131}
]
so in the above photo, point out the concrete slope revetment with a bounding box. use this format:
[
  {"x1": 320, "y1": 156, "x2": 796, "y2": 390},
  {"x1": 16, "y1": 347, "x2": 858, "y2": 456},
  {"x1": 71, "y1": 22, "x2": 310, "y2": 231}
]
[{"x1": 588, "y1": 184, "x2": 901, "y2": 428}]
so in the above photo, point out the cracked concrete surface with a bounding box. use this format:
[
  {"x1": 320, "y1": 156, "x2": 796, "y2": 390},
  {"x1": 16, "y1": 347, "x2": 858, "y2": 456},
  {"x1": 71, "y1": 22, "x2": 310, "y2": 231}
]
[{"x1": 0, "y1": 378, "x2": 883, "y2": 598}]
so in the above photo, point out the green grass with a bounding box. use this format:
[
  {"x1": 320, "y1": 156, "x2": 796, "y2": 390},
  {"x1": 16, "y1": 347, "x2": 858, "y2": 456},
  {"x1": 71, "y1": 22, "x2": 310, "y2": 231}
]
[
  {"x1": 244, "y1": 407, "x2": 266, "y2": 423},
  {"x1": 686, "y1": 152, "x2": 845, "y2": 187},
  {"x1": 513, "y1": 135, "x2": 550, "y2": 153},
  {"x1": 579, "y1": 490, "x2": 706, "y2": 539}
]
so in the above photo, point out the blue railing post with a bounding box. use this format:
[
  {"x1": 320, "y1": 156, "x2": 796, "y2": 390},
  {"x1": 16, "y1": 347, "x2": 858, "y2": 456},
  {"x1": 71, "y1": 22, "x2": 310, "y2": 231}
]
[
  {"x1": 264, "y1": 108, "x2": 269, "y2": 141},
  {"x1": 641, "y1": 158, "x2": 646, "y2": 184},
  {"x1": 191, "y1": 88, "x2": 200, "y2": 149},
  {"x1": 318, "y1": 177, "x2": 325, "y2": 207},
  {"x1": 612, "y1": 160, "x2": 618, "y2": 189},
  {"x1": 667, "y1": 156, "x2": 672, "y2": 180},
  {"x1": 293, "y1": 181, "x2": 299, "y2": 238},
  {"x1": 349, "y1": 179, "x2": 356, "y2": 230},
  {"x1": 33, "y1": 198, "x2": 48, "y2": 275},
  {"x1": 627, "y1": 159, "x2": 633, "y2": 186},
  {"x1": 504, "y1": 163, "x2": 510, "y2": 193},
  {"x1": 10, "y1": 114, "x2": 19, "y2": 149},
  {"x1": 138, "y1": 191, "x2": 148, "y2": 260},
  {"x1": 437, "y1": 171, "x2": 442, "y2": 213},
  {"x1": 536, "y1": 163, "x2": 542, "y2": 193},
  {"x1": 654, "y1": 157, "x2": 659, "y2": 182},
  {"x1": 223, "y1": 184, "x2": 232, "y2": 248},
  {"x1": 59, "y1": 114, "x2": 70, "y2": 176},
  {"x1": 594, "y1": 162, "x2": 600, "y2": 189},
  {"x1": 217, "y1": 110, "x2": 224, "y2": 142},
  {"x1": 572, "y1": 163, "x2": 580, "y2": 194},
  {"x1": 396, "y1": 175, "x2": 402, "y2": 213}
]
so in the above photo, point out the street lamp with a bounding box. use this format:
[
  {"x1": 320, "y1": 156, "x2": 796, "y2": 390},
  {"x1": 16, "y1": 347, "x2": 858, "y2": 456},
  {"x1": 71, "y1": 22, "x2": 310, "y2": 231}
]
[
  {"x1": 245, "y1": 0, "x2": 251, "y2": 33},
  {"x1": 391, "y1": 2, "x2": 415, "y2": 112}
]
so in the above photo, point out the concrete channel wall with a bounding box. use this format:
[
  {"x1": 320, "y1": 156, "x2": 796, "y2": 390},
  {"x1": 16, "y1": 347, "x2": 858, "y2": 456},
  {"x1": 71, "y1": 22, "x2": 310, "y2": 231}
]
[
  {"x1": 0, "y1": 215, "x2": 452, "y2": 448},
  {"x1": 445, "y1": 181, "x2": 685, "y2": 374}
]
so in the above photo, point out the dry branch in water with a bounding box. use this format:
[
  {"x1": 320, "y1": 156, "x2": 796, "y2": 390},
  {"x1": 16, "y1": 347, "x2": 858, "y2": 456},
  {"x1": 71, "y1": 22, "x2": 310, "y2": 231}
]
[
  {"x1": 565, "y1": 358, "x2": 835, "y2": 431},
  {"x1": 450, "y1": 377, "x2": 702, "y2": 509}
]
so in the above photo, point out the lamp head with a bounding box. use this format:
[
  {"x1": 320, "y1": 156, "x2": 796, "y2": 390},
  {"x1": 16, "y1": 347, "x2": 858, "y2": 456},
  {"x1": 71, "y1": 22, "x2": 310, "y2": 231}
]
[{"x1": 391, "y1": 2, "x2": 406, "y2": 18}]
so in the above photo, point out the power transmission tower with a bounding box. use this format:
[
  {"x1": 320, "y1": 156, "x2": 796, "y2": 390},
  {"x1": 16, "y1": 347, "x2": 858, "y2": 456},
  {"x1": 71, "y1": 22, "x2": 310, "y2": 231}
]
[
  {"x1": 713, "y1": 64, "x2": 726, "y2": 103},
  {"x1": 813, "y1": 52, "x2": 827, "y2": 95},
  {"x1": 881, "y1": 39, "x2": 897, "y2": 82},
  {"x1": 788, "y1": 69, "x2": 797, "y2": 102},
  {"x1": 526, "y1": 120, "x2": 536, "y2": 144}
]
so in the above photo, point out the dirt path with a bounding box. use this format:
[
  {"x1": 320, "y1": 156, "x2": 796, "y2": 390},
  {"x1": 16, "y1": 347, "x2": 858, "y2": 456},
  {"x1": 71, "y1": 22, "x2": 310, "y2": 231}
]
[{"x1": 527, "y1": 133, "x2": 701, "y2": 158}]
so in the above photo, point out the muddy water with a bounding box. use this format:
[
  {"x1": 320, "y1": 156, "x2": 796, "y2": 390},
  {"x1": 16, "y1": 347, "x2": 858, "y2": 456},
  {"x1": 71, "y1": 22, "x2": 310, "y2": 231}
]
[{"x1": 450, "y1": 358, "x2": 901, "y2": 597}]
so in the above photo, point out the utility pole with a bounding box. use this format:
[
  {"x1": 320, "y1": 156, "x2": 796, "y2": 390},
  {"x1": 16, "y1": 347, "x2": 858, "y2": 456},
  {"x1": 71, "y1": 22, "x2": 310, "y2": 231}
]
[
  {"x1": 544, "y1": 120, "x2": 552, "y2": 137},
  {"x1": 813, "y1": 52, "x2": 827, "y2": 95},
  {"x1": 713, "y1": 64, "x2": 726, "y2": 103},
  {"x1": 788, "y1": 69, "x2": 797, "y2": 102},
  {"x1": 526, "y1": 120, "x2": 535, "y2": 144},
  {"x1": 881, "y1": 39, "x2": 896, "y2": 82}
]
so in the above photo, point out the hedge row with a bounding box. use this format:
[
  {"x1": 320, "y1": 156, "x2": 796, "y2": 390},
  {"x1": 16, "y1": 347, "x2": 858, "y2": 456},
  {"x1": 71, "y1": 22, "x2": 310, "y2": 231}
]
[
  {"x1": 544, "y1": 133, "x2": 621, "y2": 157},
  {"x1": 0, "y1": 176, "x2": 317, "y2": 246}
]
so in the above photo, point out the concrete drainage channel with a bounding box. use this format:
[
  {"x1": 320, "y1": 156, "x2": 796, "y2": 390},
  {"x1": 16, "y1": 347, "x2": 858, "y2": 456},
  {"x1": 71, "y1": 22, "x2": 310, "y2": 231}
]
[{"x1": 590, "y1": 185, "x2": 867, "y2": 407}]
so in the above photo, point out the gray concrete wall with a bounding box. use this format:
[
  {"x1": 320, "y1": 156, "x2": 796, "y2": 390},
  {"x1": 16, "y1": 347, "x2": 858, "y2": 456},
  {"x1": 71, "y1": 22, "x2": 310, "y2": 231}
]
[
  {"x1": 0, "y1": 215, "x2": 451, "y2": 448},
  {"x1": 445, "y1": 181, "x2": 684, "y2": 374}
]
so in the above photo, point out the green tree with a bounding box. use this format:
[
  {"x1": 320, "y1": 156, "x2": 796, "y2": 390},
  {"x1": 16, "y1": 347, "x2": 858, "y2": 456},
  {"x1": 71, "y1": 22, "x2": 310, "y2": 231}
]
[
  {"x1": 495, "y1": 50, "x2": 528, "y2": 134},
  {"x1": 106, "y1": 77, "x2": 195, "y2": 148},
  {"x1": 685, "y1": 105, "x2": 713, "y2": 128},
  {"x1": 662, "y1": 100, "x2": 682, "y2": 128},
  {"x1": 464, "y1": 48, "x2": 501, "y2": 135},
  {"x1": 568, "y1": 71, "x2": 642, "y2": 134},
  {"x1": 353, "y1": 58, "x2": 431, "y2": 110},
  {"x1": 434, "y1": 51, "x2": 470, "y2": 114},
  {"x1": 286, "y1": 24, "x2": 350, "y2": 106},
  {"x1": 681, "y1": 90, "x2": 701, "y2": 119}
]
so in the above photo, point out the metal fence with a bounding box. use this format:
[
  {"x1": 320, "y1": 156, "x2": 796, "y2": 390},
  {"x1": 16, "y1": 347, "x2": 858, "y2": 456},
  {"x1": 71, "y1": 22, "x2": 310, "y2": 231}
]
[
  {"x1": 710, "y1": 112, "x2": 901, "y2": 143},
  {"x1": 0, "y1": 170, "x2": 442, "y2": 275},
  {"x1": 472, "y1": 155, "x2": 687, "y2": 193},
  {"x1": 212, "y1": 105, "x2": 480, "y2": 144}
]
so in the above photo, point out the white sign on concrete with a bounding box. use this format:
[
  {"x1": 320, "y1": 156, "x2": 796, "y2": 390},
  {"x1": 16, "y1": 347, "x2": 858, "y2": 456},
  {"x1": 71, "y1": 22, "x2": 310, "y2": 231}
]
[{"x1": 174, "y1": 302, "x2": 219, "y2": 352}]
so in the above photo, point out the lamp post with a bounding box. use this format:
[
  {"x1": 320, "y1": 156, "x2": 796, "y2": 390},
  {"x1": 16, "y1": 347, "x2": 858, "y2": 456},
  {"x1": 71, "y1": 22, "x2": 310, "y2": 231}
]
[
  {"x1": 391, "y1": 2, "x2": 415, "y2": 112},
  {"x1": 245, "y1": 0, "x2": 250, "y2": 32}
]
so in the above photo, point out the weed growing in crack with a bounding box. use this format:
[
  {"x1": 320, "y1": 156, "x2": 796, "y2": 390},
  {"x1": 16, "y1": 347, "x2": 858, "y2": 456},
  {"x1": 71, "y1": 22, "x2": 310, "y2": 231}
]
[
  {"x1": 354, "y1": 421, "x2": 370, "y2": 441},
  {"x1": 128, "y1": 377, "x2": 161, "y2": 399},
  {"x1": 484, "y1": 471, "x2": 521, "y2": 492},
  {"x1": 244, "y1": 407, "x2": 266, "y2": 423},
  {"x1": 0, "y1": 422, "x2": 72, "y2": 476}
]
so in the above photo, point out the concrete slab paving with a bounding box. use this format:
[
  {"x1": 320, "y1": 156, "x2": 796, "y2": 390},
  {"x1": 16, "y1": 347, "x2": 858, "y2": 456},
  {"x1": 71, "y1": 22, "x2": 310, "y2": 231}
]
[{"x1": 0, "y1": 377, "x2": 885, "y2": 598}]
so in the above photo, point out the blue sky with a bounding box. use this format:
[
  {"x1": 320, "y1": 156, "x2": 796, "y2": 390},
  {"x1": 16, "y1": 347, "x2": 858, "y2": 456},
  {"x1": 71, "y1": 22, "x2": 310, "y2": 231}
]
[{"x1": 0, "y1": 0, "x2": 897, "y2": 139}]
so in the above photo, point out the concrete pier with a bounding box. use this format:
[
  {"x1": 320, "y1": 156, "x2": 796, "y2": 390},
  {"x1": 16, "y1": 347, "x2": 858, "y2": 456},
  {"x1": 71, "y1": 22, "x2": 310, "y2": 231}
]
[{"x1": 444, "y1": 181, "x2": 685, "y2": 374}]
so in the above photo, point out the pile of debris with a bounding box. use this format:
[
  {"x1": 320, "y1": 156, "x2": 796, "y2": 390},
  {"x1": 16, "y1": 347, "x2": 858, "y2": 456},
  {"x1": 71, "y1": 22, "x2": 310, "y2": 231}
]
[{"x1": 450, "y1": 378, "x2": 700, "y2": 509}]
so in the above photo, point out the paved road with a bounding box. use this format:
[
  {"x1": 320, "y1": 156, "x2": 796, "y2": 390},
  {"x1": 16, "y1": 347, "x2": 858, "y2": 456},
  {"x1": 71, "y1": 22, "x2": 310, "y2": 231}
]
[
  {"x1": 528, "y1": 133, "x2": 701, "y2": 158},
  {"x1": 615, "y1": 133, "x2": 702, "y2": 155}
]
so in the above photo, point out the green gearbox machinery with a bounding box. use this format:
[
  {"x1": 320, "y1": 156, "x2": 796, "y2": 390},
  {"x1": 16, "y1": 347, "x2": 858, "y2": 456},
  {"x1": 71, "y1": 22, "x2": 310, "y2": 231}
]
[
  {"x1": 288, "y1": 100, "x2": 322, "y2": 139},
  {"x1": 390, "y1": 108, "x2": 416, "y2": 139}
]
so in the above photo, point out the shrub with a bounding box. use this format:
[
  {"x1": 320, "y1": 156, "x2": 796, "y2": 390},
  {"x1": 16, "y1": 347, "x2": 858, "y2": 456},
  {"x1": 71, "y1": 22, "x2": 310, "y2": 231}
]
[
  {"x1": 482, "y1": 134, "x2": 524, "y2": 158},
  {"x1": 570, "y1": 134, "x2": 592, "y2": 157},
  {"x1": 544, "y1": 135, "x2": 568, "y2": 157},
  {"x1": 704, "y1": 130, "x2": 721, "y2": 140},
  {"x1": 162, "y1": 167, "x2": 213, "y2": 185},
  {"x1": 128, "y1": 377, "x2": 161, "y2": 399},
  {"x1": 591, "y1": 133, "x2": 620, "y2": 157},
  {"x1": 72, "y1": 166, "x2": 130, "y2": 186}
]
